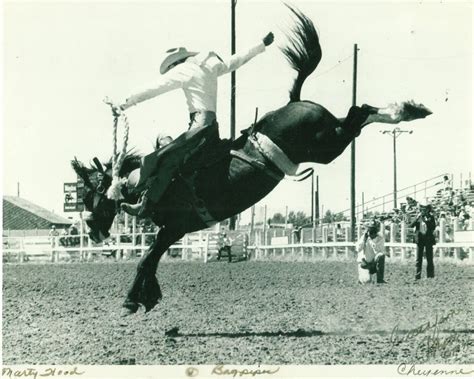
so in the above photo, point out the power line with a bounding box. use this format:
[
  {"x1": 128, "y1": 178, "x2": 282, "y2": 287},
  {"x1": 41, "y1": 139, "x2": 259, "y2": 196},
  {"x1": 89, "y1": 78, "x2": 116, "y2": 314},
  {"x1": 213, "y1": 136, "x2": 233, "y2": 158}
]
[
  {"x1": 230, "y1": 52, "x2": 354, "y2": 95},
  {"x1": 361, "y1": 49, "x2": 472, "y2": 61}
]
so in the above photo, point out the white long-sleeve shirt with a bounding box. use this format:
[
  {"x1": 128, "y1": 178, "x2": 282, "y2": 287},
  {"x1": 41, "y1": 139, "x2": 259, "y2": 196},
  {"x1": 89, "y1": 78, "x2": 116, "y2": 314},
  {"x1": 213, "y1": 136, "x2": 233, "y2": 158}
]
[
  {"x1": 121, "y1": 42, "x2": 266, "y2": 113},
  {"x1": 356, "y1": 233, "x2": 385, "y2": 263}
]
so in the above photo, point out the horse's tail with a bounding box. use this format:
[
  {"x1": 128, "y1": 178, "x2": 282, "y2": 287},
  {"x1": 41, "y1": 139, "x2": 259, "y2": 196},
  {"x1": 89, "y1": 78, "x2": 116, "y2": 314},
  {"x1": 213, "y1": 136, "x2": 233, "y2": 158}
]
[{"x1": 281, "y1": 4, "x2": 322, "y2": 103}]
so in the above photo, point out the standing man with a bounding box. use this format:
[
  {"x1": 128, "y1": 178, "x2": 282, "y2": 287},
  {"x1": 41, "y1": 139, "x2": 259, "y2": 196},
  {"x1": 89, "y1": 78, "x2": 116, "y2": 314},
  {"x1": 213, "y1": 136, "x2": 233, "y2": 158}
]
[
  {"x1": 356, "y1": 220, "x2": 388, "y2": 284},
  {"x1": 111, "y1": 32, "x2": 275, "y2": 217},
  {"x1": 410, "y1": 202, "x2": 437, "y2": 280}
]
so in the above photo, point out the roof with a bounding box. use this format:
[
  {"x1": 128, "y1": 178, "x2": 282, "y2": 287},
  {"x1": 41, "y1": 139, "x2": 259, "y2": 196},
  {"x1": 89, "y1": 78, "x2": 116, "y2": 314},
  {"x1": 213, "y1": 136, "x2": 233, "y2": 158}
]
[{"x1": 3, "y1": 196, "x2": 72, "y2": 230}]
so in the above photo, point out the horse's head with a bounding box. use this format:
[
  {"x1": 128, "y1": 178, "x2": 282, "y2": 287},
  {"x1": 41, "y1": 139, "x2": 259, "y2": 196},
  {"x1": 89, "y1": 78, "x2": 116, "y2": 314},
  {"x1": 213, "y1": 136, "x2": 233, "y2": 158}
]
[{"x1": 71, "y1": 154, "x2": 141, "y2": 243}]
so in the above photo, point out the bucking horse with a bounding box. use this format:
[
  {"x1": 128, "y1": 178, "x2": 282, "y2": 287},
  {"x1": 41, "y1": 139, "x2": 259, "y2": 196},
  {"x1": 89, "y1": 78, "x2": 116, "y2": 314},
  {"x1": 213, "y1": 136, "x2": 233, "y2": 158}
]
[{"x1": 72, "y1": 6, "x2": 431, "y2": 315}]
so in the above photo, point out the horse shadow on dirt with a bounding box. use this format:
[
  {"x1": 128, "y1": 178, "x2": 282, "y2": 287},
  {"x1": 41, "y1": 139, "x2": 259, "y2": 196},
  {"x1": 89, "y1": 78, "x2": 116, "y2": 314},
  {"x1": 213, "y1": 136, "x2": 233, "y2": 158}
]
[
  {"x1": 165, "y1": 327, "x2": 324, "y2": 338},
  {"x1": 164, "y1": 327, "x2": 474, "y2": 339}
]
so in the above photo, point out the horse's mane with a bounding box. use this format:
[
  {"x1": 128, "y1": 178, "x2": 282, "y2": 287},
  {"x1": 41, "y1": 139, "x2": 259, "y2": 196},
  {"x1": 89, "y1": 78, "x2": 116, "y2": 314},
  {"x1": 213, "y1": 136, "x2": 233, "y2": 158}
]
[
  {"x1": 280, "y1": 4, "x2": 322, "y2": 102},
  {"x1": 110, "y1": 152, "x2": 142, "y2": 177},
  {"x1": 71, "y1": 152, "x2": 142, "y2": 184}
]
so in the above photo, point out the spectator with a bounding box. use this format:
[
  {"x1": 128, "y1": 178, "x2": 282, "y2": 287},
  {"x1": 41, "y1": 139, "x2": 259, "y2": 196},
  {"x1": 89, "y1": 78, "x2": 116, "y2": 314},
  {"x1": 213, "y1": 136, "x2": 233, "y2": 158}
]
[
  {"x1": 356, "y1": 220, "x2": 388, "y2": 284},
  {"x1": 442, "y1": 175, "x2": 452, "y2": 191},
  {"x1": 60, "y1": 227, "x2": 69, "y2": 247},
  {"x1": 410, "y1": 202, "x2": 437, "y2": 280},
  {"x1": 217, "y1": 229, "x2": 232, "y2": 262},
  {"x1": 292, "y1": 226, "x2": 302, "y2": 243},
  {"x1": 457, "y1": 206, "x2": 471, "y2": 230},
  {"x1": 48, "y1": 225, "x2": 59, "y2": 247},
  {"x1": 68, "y1": 225, "x2": 80, "y2": 246}
]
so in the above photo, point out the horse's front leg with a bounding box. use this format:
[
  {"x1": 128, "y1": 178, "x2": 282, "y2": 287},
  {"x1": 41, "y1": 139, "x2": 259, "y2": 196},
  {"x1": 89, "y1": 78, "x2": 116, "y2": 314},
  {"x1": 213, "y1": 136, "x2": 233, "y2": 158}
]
[{"x1": 122, "y1": 227, "x2": 183, "y2": 315}]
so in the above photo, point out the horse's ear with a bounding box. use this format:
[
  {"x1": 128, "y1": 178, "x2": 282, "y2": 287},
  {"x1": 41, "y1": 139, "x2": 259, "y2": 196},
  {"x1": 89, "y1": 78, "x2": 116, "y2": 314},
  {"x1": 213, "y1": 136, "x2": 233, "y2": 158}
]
[
  {"x1": 71, "y1": 157, "x2": 94, "y2": 188},
  {"x1": 93, "y1": 157, "x2": 105, "y2": 173}
]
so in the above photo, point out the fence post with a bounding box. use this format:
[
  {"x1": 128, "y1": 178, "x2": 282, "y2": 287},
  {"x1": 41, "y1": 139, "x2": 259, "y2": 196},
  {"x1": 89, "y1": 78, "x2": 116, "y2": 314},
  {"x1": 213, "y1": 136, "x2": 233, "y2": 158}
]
[
  {"x1": 56, "y1": 236, "x2": 60, "y2": 263},
  {"x1": 453, "y1": 220, "x2": 461, "y2": 260},
  {"x1": 331, "y1": 225, "x2": 338, "y2": 258},
  {"x1": 198, "y1": 231, "x2": 203, "y2": 261},
  {"x1": 439, "y1": 218, "x2": 446, "y2": 260},
  {"x1": 50, "y1": 237, "x2": 56, "y2": 263},
  {"x1": 400, "y1": 221, "x2": 407, "y2": 260},
  {"x1": 87, "y1": 236, "x2": 92, "y2": 261},
  {"x1": 345, "y1": 226, "x2": 351, "y2": 259},
  {"x1": 291, "y1": 232, "x2": 295, "y2": 260},
  {"x1": 322, "y1": 226, "x2": 328, "y2": 259},
  {"x1": 253, "y1": 230, "x2": 258, "y2": 260},
  {"x1": 312, "y1": 227, "x2": 317, "y2": 259},
  {"x1": 116, "y1": 233, "x2": 122, "y2": 261},
  {"x1": 132, "y1": 217, "x2": 137, "y2": 257},
  {"x1": 79, "y1": 217, "x2": 84, "y2": 262},
  {"x1": 141, "y1": 232, "x2": 146, "y2": 258},
  {"x1": 182, "y1": 235, "x2": 188, "y2": 260},
  {"x1": 204, "y1": 233, "x2": 209, "y2": 263},
  {"x1": 19, "y1": 238, "x2": 25, "y2": 263},
  {"x1": 357, "y1": 224, "x2": 362, "y2": 241},
  {"x1": 390, "y1": 222, "x2": 397, "y2": 259}
]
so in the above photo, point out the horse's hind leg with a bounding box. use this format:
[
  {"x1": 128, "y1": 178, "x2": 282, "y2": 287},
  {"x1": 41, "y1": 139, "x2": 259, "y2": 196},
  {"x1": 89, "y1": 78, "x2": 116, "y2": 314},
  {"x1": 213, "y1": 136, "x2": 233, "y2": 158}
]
[
  {"x1": 361, "y1": 101, "x2": 432, "y2": 127},
  {"x1": 339, "y1": 105, "x2": 378, "y2": 135}
]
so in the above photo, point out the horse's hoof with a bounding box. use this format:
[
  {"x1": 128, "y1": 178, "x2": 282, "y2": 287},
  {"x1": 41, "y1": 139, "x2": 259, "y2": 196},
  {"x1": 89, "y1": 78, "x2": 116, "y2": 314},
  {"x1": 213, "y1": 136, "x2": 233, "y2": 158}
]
[
  {"x1": 121, "y1": 301, "x2": 139, "y2": 316},
  {"x1": 144, "y1": 300, "x2": 159, "y2": 313}
]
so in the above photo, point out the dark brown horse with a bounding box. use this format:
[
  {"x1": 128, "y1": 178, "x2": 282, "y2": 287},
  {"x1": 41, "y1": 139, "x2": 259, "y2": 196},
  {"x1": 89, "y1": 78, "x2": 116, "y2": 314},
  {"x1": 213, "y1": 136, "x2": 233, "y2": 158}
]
[{"x1": 72, "y1": 6, "x2": 431, "y2": 315}]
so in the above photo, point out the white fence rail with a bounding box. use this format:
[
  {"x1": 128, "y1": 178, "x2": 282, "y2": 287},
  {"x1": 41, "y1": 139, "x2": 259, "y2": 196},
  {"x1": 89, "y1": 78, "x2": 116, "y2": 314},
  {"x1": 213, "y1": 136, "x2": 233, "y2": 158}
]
[
  {"x1": 248, "y1": 241, "x2": 474, "y2": 262},
  {"x1": 2, "y1": 232, "x2": 211, "y2": 263},
  {"x1": 3, "y1": 229, "x2": 474, "y2": 264}
]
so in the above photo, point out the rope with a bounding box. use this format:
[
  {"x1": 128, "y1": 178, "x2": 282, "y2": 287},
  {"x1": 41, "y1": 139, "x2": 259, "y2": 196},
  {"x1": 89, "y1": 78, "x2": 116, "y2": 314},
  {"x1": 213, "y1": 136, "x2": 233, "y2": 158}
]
[{"x1": 107, "y1": 112, "x2": 130, "y2": 200}]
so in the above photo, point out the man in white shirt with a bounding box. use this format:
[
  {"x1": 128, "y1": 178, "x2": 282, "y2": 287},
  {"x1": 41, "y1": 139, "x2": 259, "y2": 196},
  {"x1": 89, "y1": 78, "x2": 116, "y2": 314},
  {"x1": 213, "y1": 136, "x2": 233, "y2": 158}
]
[
  {"x1": 112, "y1": 32, "x2": 274, "y2": 216},
  {"x1": 356, "y1": 220, "x2": 388, "y2": 284}
]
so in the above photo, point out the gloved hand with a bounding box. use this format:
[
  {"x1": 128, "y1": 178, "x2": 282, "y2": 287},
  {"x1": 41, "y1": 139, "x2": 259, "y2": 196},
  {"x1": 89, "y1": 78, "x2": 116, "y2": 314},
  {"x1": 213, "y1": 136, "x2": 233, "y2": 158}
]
[
  {"x1": 104, "y1": 97, "x2": 123, "y2": 118},
  {"x1": 262, "y1": 32, "x2": 274, "y2": 46}
]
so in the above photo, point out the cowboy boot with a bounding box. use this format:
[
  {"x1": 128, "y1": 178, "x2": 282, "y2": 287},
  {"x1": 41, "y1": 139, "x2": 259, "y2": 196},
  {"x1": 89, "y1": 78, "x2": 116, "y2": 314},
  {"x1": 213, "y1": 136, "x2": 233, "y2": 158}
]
[
  {"x1": 121, "y1": 191, "x2": 152, "y2": 217},
  {"x1": 375, "y1": 254, "x2": 388, "y2": 284}
]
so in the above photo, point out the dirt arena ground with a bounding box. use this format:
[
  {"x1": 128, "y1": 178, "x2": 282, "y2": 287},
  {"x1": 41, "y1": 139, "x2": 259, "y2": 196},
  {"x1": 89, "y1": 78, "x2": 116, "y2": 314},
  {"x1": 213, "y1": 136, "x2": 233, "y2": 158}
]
[{"x1": 2, "y1": 260, "x2": 473, "y2": 365}]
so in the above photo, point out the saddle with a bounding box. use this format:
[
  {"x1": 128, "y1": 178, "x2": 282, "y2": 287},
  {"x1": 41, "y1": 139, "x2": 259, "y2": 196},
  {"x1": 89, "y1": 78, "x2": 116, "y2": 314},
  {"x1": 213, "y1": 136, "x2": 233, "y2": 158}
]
[{"x1": 135, "y1": 121, "x2": 234, "y2": 205}]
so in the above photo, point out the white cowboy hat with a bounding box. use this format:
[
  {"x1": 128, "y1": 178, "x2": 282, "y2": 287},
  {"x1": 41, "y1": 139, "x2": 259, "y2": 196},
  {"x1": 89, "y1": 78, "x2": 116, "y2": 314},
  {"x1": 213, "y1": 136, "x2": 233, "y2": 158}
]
[{"x1": 160, "y1": 47, "x2": 198, "y2": 74}]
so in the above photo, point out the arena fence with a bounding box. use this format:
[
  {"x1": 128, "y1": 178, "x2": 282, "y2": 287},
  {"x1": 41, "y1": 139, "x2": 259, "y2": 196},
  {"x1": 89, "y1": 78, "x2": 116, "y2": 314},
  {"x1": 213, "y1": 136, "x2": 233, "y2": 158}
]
[
  {"x1": 2, "y1": 223, "x2": 473, "y2": 263},
  {"x1": 2, "y1": 230, "x2": 249, "y2": 264}
]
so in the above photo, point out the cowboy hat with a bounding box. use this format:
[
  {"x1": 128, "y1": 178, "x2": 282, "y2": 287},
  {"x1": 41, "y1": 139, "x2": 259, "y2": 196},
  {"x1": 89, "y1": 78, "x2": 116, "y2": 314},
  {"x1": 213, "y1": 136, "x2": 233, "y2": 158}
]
[
  {"x1": 417, "y1": 199, "x2": 431, "y2": 208},
  {"x1": 160, "y1": 47, "x2": 198, "y2": 74},
  {"x1": 365, "y1": 219, "x2": 381, "y2": 232}
]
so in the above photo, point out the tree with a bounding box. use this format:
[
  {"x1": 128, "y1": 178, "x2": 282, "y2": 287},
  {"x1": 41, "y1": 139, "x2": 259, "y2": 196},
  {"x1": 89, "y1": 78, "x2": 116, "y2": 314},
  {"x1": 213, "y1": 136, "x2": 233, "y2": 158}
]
[
  {"x1": 322, "y1": 210, "x2": 347, "y2": 224},
  {"x1": 268, "y1": 212, "x2": 285, "y2": 225},
  {"x1": 288, "y1": 211, "x2": 311, "y2": 228}
]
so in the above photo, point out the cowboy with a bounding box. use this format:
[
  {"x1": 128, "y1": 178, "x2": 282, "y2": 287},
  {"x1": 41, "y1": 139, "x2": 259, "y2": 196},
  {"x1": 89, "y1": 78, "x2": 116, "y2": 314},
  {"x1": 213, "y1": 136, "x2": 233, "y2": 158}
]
[
  {"x1": 410, "y1": 201, "x2": 437, "y2": 280},
  {"x1": 112, "y1": 32, "x2": 275, "y2": 216},
  {"x1": 356, "y1": 220, "x2": 388, "y2": 284}
]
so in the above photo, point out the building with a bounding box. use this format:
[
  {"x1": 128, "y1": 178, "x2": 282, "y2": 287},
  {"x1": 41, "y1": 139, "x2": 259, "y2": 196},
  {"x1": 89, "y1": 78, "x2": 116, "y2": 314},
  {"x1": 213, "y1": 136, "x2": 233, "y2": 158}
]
[{"x1": 3, "y1": 196, "x2": 72, "y2": 236}]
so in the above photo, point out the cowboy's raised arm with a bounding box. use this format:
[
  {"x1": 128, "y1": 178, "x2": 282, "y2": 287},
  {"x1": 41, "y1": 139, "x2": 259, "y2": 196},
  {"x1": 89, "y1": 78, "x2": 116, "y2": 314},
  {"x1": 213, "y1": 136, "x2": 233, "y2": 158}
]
[
  {"x1": 120, "y1": 69, "x2": 189, "y2": 110},
  {"x1": 216, "y1": 32, "x2": 274, "y2": 76}
]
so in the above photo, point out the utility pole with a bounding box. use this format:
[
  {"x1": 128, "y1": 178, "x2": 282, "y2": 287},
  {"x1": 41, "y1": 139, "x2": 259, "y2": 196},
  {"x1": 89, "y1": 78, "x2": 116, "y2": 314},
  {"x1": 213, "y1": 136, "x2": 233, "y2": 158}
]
[
  {"x1": 350, "y1": 44, "x2": 358, "y2": 241},
  {"x1": 230, "y1": 0, "x2": 236, "y2": 140},
  {"x1": 381, "y1": 127, "x2": 413, "y2": 209},
  {"x1": 315, "y1": 175, "x2": 319, "y2": 226},
  {"x1": 229, "y1": 0, "x2": 237, "y2": 230},
  {"x1": 311, "y1": 171, "x2": 314, "y2": 227}
]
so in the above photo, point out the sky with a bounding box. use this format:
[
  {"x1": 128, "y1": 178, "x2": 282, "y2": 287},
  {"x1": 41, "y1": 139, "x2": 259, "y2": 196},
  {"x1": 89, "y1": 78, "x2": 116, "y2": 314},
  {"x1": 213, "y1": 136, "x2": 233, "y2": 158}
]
[{"x1": 2, "y1": 0, "x2": 473, "y2": 224}]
